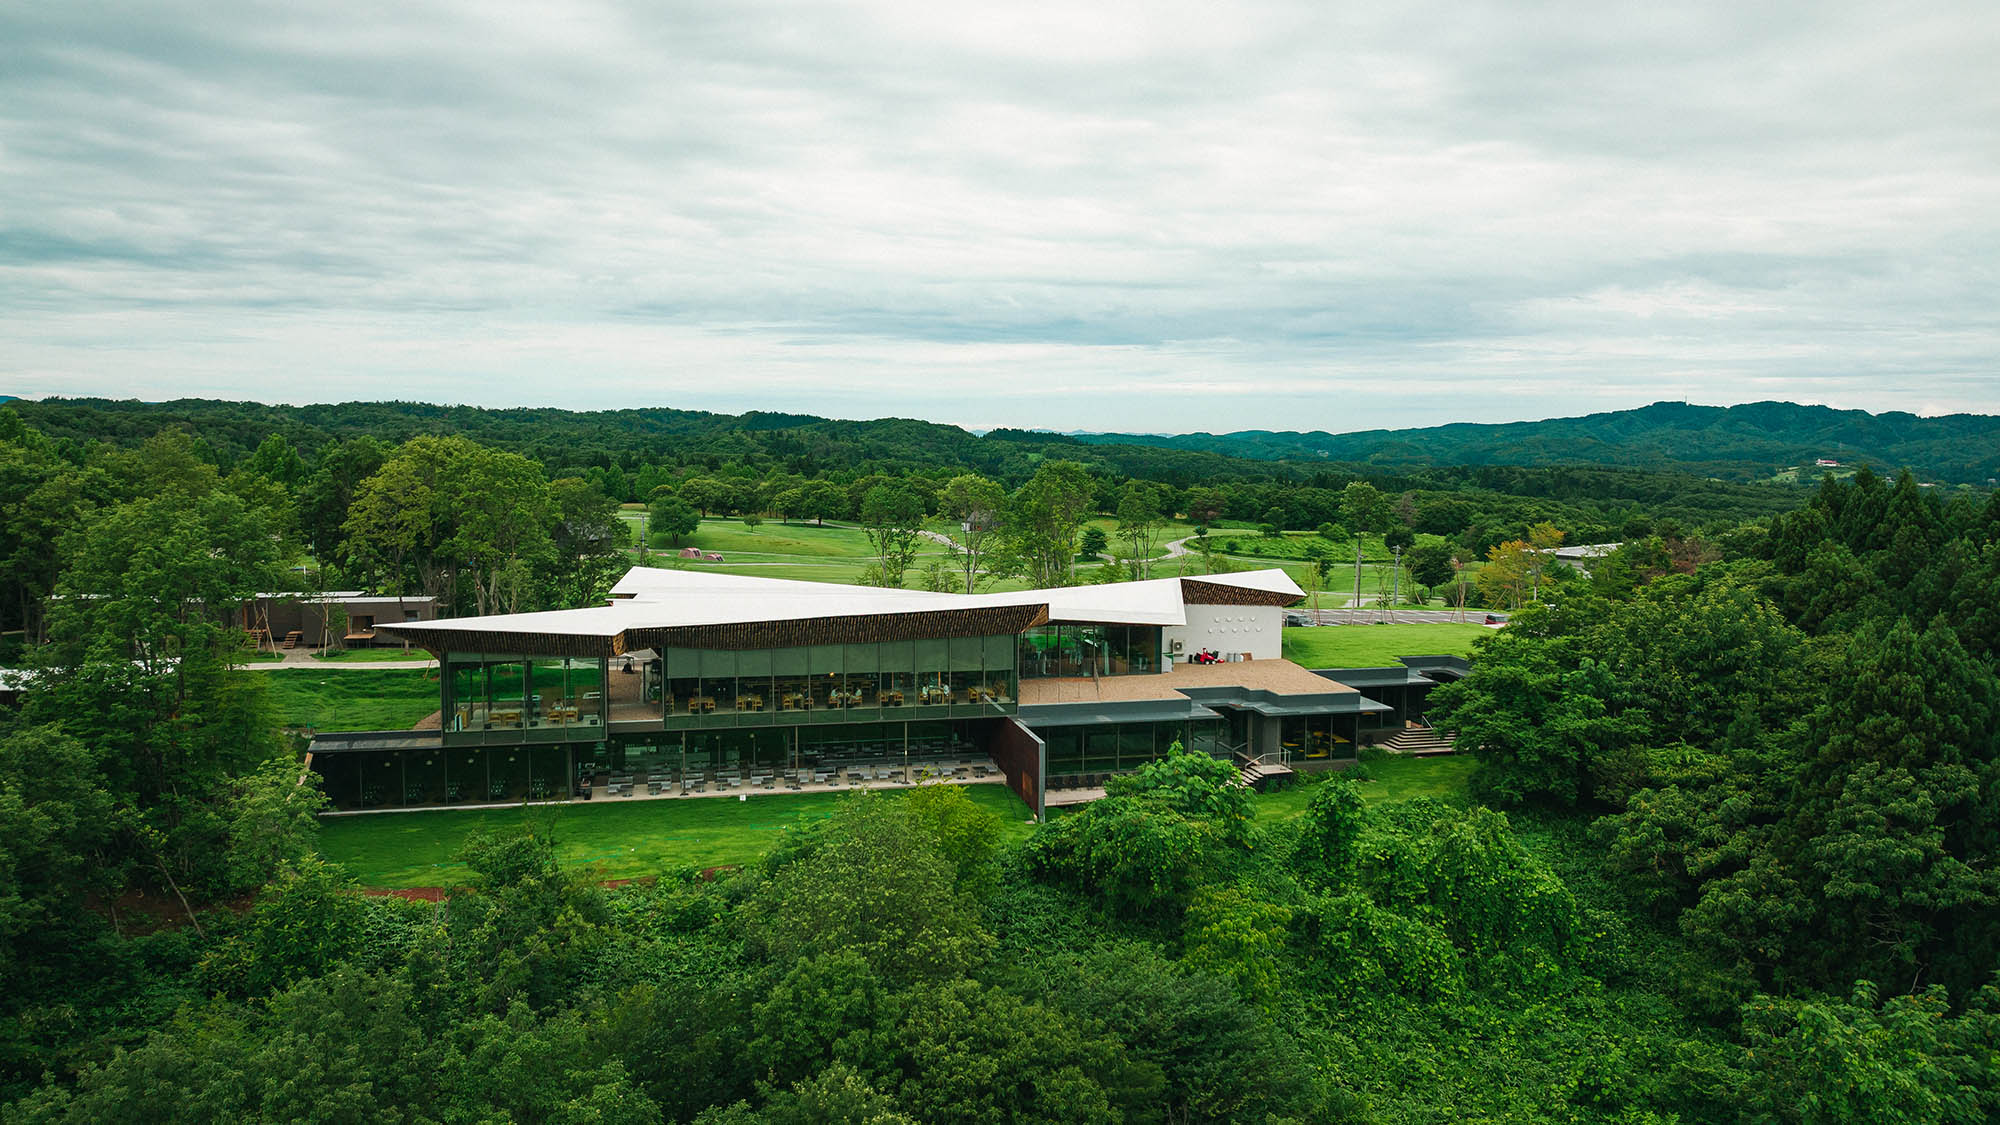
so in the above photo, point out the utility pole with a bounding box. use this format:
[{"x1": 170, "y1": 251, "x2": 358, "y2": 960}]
[
  {"x1": 1353, "y1": 536, "x2": 1363, "y2": 623},
  {"x1": 1390, "y1": 544, "x2": 1402, "y2": 624}
]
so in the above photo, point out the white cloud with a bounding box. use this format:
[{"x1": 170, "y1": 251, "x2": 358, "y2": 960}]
[{"x1": 2, "y1": 0, "x2": 1997, "y2": 432}]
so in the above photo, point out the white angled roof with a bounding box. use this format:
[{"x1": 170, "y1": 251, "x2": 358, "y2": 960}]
[{"x1": 392, "y1": 565, "x2": 1301, "y2": 642}]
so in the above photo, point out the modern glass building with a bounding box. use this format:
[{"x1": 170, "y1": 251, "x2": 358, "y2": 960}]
[{"x1": 306, "y1": 566, "x2": 1439, "y2": 817}]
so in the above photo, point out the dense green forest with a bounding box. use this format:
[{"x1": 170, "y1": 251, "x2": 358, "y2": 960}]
[
  {"x1": 2, "y1": 397, "x2": 1811, "y2": 632},
  {"x1": 1075, "y1": 399, "x2": 2000, "y2": 485},
  {"x1": 2, "y1": 407, "x2": 1998, "y2": 1122}
]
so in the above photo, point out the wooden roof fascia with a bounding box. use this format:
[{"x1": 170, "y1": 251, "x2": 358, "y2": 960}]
[
  {"x1": 376, "y1": 623, "x2": 622, "y2": 660},
  {"x1": 377, "y1": 606, "x2": 1050, "y2": 658},
  {"x1": 1178, "y1": 578, "x2": 1306, "y2": 608},
  {"x1": 630, "y1": 604, "x2": 1050, "y2": 652}
]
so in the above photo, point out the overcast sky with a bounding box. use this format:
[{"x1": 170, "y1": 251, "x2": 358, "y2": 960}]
[{"x1": 3, "y1": 1, "x2": 1996, "y2": 433}]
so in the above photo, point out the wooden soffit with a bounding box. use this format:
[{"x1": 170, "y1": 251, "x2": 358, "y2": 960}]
[
  {"x1": 380, "y1": 603, "x2": 1051, "y2": 659},
  {"x1": 376, "y1": 623, "x2": 620, "y2": 661},
  {"x1": 628, "y1": 604, "x2": 1050, "y2": 652},
  {"x1": 1178, "y1": 578, "x2": 1305, "y2": 608}
]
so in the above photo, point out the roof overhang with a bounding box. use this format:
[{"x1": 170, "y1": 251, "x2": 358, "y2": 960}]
[
  {"x1": 1019, "y1": 699, "x2": 1225, "y2": 726},
  {"x1": 381, "y1": 603, "x2": 1051, "y2": 660}
]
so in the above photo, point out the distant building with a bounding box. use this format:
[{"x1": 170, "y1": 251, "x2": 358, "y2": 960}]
[
  {"x1": 1550, "y1": 542, "x2": 1621, "y2": 577},
  {"x1": 234, "y1": 592, "x2": 437, "y2": 649},
  {"x1": 1815, "y1": 458, "x2": 1840, "y2": 468}
]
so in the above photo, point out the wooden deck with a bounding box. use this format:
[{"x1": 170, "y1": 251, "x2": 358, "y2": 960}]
[{"x1": 1017, "y1": 658, "x2": 1354, "y2": 705}]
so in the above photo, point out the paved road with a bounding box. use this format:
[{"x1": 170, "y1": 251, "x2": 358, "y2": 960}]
[{"x1": 1293, "y1": 608, "x2": 1506, "y2": 626}]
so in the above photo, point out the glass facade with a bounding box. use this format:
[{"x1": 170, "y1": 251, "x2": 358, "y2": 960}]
[
  {"x1": 440, "y1": 635, "x2": 1016, "y2": 744},
  {"x1": 654, "y1": 634, "x2": 1016, "y2": 727},
  {"x1": 591, "y1": 720, "x2": 978, "y2": 776},
  {"x1": 1040, "y1": 716, "x2": 1221, "y2": 777},
  {"x1": 1020, "y1": 625, "x2": 1160, "y2": 678},
  {"x1": 317, "y1": 744, "x2": 572, "y2": 810},
  {"x1": 1281, "y1": 712, "x2": 1356, "y2": 759},
  {"x1": 445, "y1": 654, "x2": 607, "y2": 737}
]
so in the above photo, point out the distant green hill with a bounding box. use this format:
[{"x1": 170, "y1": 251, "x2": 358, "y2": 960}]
[
  {"x1": 0, "y1": 396, "x2": 1285, "y2": 488},
  {"x1": 1073, "y1": 401, "x2": 2000, "y2": 484}
]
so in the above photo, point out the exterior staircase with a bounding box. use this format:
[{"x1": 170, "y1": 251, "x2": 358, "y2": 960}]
[
  {"x1": 1232, "y1": 750, "x2": 1295, "y2": 790},
  {"x1": 1378, "y1": 725, "x2": 1457, "y2": 756}
]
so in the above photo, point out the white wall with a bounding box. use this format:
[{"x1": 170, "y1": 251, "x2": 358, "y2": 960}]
[{"x1": 1163, "y1": 605, "x2": 1282, "y2": 662}]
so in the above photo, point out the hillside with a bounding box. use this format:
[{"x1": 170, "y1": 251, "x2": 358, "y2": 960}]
[
  {"x1": 1074, "y1": 400, "x2": 2000, "y2": 484},
  {"x1": 1, "y1": 397, "x2": 1271, "y2": 488}
]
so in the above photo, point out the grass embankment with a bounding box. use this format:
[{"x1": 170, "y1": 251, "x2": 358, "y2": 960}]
[
  {"x1": 618, "y1": 517, "x2": 958, "y2": 586},
  {"x1": 260, "y1": 668, "x2": 440, "y2": 731},
  {"x1": 313, "y1": 647, "x2": 436, "y2": 663},
  {"x1": 314, "y1": 644, "x2": 436, "y2": 660},
  {"x1": 318, "y1": 782, "x2": 1036, "y2": 888},
  {"x1": 319, "y1": 759, "x2": 1473, "y2": 888},
  {"x1": 1251, "y1": 754, "x2": 1476, "y2": 823},
  {"x1": 1281, "y1": 622, "x2": 1494, "y2": 668}
]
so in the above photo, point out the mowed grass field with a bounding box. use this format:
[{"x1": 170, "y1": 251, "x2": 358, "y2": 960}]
[
  {"x1": 319, "y1": 760, "x2": 1472, "y2": 887},
  {"x1": 1281, "y1": 622, "x2": 1494, "y2": 668},
  {"x1": 318, "y1": 782, "x2": 1036, "y2": 888},
  {"x1": 260, "y1": 668, "x2": 440, "y2": 731},
  {"x1": 313, "y1": 647, "x2": 435, "y2": 663},
  {"x1": 1250, "y1": 755, "x2": 1477, "y2": 824}
]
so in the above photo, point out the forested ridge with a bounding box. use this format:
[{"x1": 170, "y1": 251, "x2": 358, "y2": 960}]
[
  {"x1": 1075, "y1": 399, "x2": 2000, "y2": 485},
  {"x1": 1, "y1": 407, "x2": 1998, "y2": 1122}
]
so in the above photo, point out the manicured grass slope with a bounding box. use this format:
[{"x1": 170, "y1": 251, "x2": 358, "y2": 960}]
[
  {"x1": 1251, "y1": 755, "x2": 1476, "y2": 823},
  {"x1": 313, "y1": 647, "x2": 436, "y2": 662},
  {"x1": 260, "y1": 668, "x2": 440, "y2": 731},
  {"x1": 1281, "y1": 622, "x2": 1494, "y2": 668},
  {"x1": 318, "y1": 782, "x2": 1035, "y2": 888}
]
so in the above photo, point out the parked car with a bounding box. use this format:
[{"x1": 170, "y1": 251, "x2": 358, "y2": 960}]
[{"x1": 1284, "y1": 612, "x2": 1315, "y2": 627}]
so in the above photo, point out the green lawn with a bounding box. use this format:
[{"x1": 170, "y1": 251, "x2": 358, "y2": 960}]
[
  {"x1": 314, "y1": 647, "x2": 436, "y2": 663},
  {"x1": 259, "y1": 668, "x2": 440, "y2": 731},
  {"x1": 669, "y1": 518, "x2": 880, "y2": 558},
  {"x1": 317, "y1": 782, "x2": 1036, "y2": 888},
  {"x1": 1281, "y1": 622, "x2": 1494, "y2": 668},
  {"x1": 1251, "y1": 754, "x2": 1476, "y2": 822}
]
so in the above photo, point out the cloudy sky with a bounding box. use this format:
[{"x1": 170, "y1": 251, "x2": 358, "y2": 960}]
[{"x1": 3, "y1": 1, "x2": 1996, "y2": 433}]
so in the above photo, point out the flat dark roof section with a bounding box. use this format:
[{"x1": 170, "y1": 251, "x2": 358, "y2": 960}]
[{"x1": 307, "y1": 731, "x2": 444, "y2": 755}]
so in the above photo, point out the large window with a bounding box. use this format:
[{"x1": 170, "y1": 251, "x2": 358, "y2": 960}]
[
  {"x1": 1040, "y1": 718, "x2": 1218, "y2": 777},
  {"x1": 315, "y1": 745, "x2": 573, "y2": 810},
  {"x1": 1020, "y1": 625, "x2": 1160, "y2": 679},
  {"x1": 443, "y1": 635, "x2": 1019, "y2": 741},
  {"x1": 654, "y1": 634, "x2": 1017, "y2": 728},
  {"x1": 446, "y1": 653, "x2": 607, "y2": 735}
]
